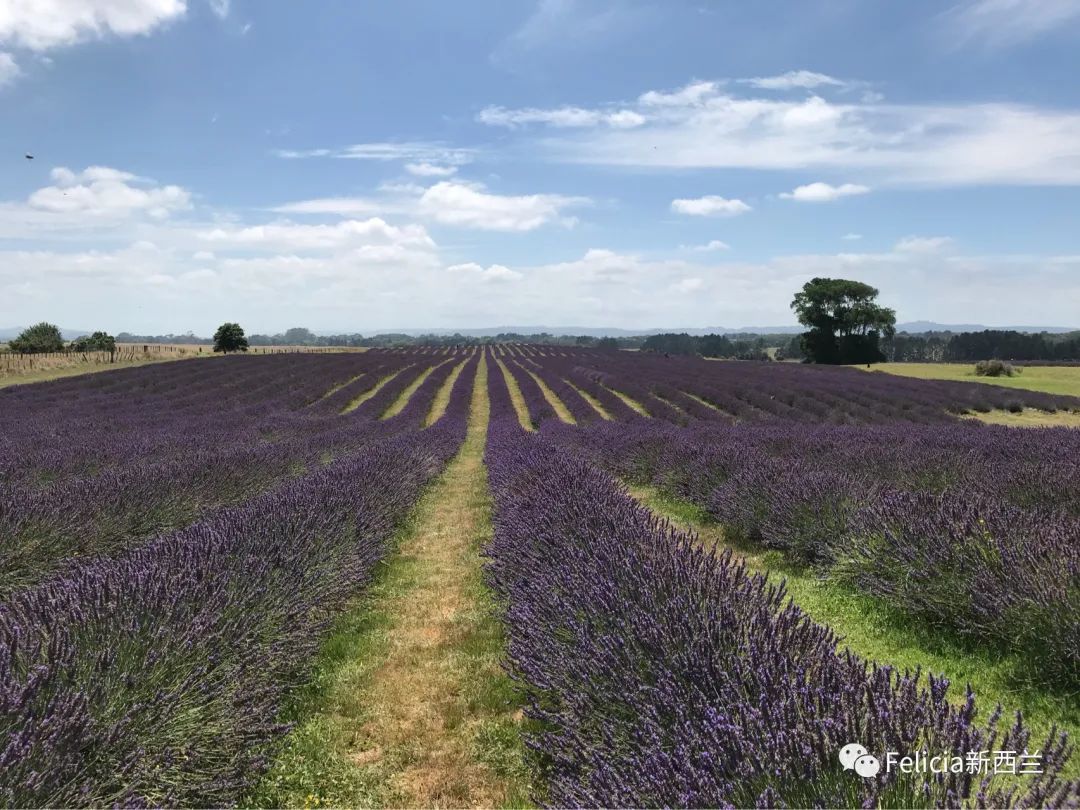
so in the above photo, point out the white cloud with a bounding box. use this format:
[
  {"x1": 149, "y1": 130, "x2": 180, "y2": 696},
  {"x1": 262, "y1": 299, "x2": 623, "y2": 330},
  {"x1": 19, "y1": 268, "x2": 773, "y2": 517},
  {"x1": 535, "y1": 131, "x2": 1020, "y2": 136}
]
[
  {"x1": 404, "y1": 162, "x2": 458, "y2": 177},
  {"x1": 447, "y1": 262, "x2": 523, "y2": 283},
  {"x1": 0, "y1": 52, "x2": 20, "y2": 87},
  {"x1": 28, "y1": 165, "x2": 191, "y2": 218},
  {"x1": 672, "y1": 276, "x2": 705, "y2": 293},
  {"x1": 207, "y1": 0, "x2": 229, "y2": 19},
  {"x1": 639, "y1": 80, "x2": 720, "y2": 107},
  {"x1": 684, "y1": 239, "x2": 731, "y2": 252},
  {"x1": 480, "y1": 78, "x2": 1080, "y2": 186},
  {"x1": 198, "y1": 218, "x2": 435, "y2": 251},
  {"x1": 780, "y1": 182, "x2": 870, "y2": 202},
  {"x1": 946, "y1": 0, "x2": 1080, "y2": 47},
  {"x1": 742, "y1": 70, "x2": 846, "y2": 90},
  {"x1": 842, "y1": 233, "x2": 863, "y2": 241},
  {"x1": 477, "y1": 105, "x2": 645, "y2": 129},
  {"x1": 271, "y1": 197, "x2": 385, "y2": 216},
  {"x1": 671, "y1": 195, "x2": 751, "y2": 217},
  {"x1": 417, "y1": 181, "x2": 588, "y2": 231},
  {"x1": 894, "y1": 235, "x2": 954, "y2": 253},
  {"x1": 0, "y1": 0, "x2": 187, "y2": 51},
  {"x1": 275, "y1": 141, "x2": 474, "y2": 166}
]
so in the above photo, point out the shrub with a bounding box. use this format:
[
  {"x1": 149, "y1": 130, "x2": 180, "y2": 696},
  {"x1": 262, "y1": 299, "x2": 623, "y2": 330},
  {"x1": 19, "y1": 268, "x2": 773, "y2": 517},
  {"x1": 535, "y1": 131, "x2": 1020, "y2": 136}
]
[{"x1": 974, "y1": 359, "x2": 1018, "y2": 377}]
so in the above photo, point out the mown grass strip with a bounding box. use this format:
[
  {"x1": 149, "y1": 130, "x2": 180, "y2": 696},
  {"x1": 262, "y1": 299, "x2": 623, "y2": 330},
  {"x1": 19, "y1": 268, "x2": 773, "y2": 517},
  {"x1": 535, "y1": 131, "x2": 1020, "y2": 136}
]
[
  {"x1": 678, "y1": 389, "x2": 737, "y2": 420},
  {"x1": 562, "y1": 378, "x2": 612, "y2": 420},
  {"x1": 513, "y1": 362, "x2": 575, "y2": 425},
  {"x1": 341, "y1": 367, "x2": 409, "y2": 414},
  {"x1": 628, "y1": 483, "x2": 1080, "y2": 780},
  {"x1": 602, "y1": 384, "x2": 650, "y2": 417},
  {"x1": 381, "y1": 361, "x2": 449, "y2": 420},
  {"x1": 494, "y1": 357, "x2": 534, "y2": 432},
  {"x1": 311, "y1": 372, "x2": 365, "y2": 405},
  {"x1": 424, "y1": 359, "x2": 469, "y2": 428},
  {"x1": 250, "y1": 357, "x2": 530, "y2": 809}
]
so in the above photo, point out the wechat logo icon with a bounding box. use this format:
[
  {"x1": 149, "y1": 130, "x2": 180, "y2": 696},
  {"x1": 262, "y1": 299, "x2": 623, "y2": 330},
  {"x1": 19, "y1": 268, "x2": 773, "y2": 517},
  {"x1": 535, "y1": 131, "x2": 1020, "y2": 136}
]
[{"x1": 840, "y1": 743, "x2": 881, "y2": 778}]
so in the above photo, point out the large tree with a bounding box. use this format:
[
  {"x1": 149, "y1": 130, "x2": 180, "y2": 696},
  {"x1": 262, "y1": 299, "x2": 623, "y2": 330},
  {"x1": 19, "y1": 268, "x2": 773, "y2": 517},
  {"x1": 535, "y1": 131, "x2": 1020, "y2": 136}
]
[
  {"x1": 8, "y1": 322, "x2": 65, "y2": 354},
  {"x1": 213, "y1": 322, "x2": 250, "y2": 354},
  {"x1": 791, "y1": 278, "x2": 896, "y2": 364}
]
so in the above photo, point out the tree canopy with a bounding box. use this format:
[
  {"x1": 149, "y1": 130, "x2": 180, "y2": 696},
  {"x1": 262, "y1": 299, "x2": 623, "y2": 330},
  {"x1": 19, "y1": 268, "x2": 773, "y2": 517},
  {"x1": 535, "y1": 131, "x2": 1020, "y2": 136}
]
[
  {"x1": 791, "y1": 278, "x2": 896, "y2": 364},
  {"x1": 69, "y1": 332, "x2": 116, "y2": 353},
  {"x1": 213, "y1": 323, "x2": 250, "y2": 354},
  {"x1": 8, "y1": 322, "x2": 65, "y2": 354}
]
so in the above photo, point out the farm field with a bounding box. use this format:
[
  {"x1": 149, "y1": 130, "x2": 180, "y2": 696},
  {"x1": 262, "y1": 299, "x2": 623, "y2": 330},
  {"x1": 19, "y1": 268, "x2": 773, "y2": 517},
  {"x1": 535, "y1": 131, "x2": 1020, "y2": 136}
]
[
  {"x1": 0, "y1": 344, "x2": 368, "y2": 389},
  {"x1": 2, "y1": 347, "x2": 1079, "y2": 808},
  {"x1": 869, "y1": 362, "x2": 1080, "y2": 398}
]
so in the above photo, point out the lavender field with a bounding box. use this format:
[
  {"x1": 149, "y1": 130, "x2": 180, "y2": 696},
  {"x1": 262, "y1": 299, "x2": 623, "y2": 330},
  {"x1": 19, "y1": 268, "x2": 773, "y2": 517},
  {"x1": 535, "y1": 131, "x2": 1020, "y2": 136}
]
[{"x1": 2, "y1": 347, "x2": 1078, "y2": 808}]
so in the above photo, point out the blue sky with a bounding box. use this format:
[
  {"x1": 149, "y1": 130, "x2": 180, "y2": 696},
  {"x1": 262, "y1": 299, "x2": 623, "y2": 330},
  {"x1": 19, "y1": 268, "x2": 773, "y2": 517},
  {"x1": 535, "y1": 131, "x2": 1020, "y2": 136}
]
[{"x1": 1, "y1": 0, "x2": 1079, "y2": 333}]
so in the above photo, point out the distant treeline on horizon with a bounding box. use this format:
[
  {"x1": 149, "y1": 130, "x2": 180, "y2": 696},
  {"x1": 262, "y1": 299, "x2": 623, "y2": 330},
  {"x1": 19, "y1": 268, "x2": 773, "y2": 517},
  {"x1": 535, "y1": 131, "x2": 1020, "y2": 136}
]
[{"x1": 114, "y1": 326, "x2": 1080, "y2": 362}]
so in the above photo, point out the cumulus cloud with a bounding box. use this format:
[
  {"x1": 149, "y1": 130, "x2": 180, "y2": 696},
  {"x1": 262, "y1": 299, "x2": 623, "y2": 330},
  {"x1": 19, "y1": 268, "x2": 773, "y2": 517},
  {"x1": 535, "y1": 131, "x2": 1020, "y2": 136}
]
[
  {"x1": 842, "y1": 233, "x2": 863, "y2": 241},
  {"x1": 742, "y1": 70, "x2": 847, "y2": 90},
  {"x1": 198, "y1": 217, "x2": 435, "y2": 251},
  {"x1": 671, "y1": 196, "x2": 751, "y2": 217},
  {"x1": 28, "y1": 165, "x2": 192, "y2": 218},
  {"x1": 417, "y1": 181, "x2": 588, "y2": 231},
  {"x1": 0, "y1": 0, "x2": 186, "y2": 51},
  {"x1": 780, "y1": 182, "x2": 870, "y2": 202}
]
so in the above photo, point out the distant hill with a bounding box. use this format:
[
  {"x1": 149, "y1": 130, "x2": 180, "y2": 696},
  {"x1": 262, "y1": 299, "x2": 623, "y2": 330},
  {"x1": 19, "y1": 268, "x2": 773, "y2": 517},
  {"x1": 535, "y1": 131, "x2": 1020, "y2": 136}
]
[
  {"x1": 0, "y1": 326, "x2": 90, "y2": 341},
  {"x1": 895, "y1": 322, "x2": 1077, "y2": 334}
]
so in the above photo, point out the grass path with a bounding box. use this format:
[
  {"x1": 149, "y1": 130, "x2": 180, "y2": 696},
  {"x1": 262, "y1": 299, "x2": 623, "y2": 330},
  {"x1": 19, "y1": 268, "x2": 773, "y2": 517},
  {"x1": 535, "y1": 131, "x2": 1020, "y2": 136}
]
[
  {"x1": 512, "y1": 361, "x2": 575, "y2": 424},
  {"x1": 628, "y1": 484, "x2": 1080, "y2": 779},
  {"x1": 381, "y1": 360, "x2": 449, "y2": 420},
  {"x1": 424, "y1": 359, "x2": 469, "y2": 427},
  {"x1": 342, "y1": 367, "x2": 410, "y2": 414},
  {"x1": 494, "y1": 357, "x2": 534, "y2": 432},
  {"x1": 252, "y1": 357, "x2": 530, "y2": 809},
  {"x1": 562, "y1": 378, "x2": 612, "y2": 420}
]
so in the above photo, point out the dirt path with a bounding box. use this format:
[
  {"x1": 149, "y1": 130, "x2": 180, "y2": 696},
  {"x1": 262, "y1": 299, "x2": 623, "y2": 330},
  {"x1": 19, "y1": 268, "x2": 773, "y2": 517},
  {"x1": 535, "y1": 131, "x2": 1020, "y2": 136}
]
[{"x1": 253, "y1": 356, "x2": 529, "y2": 808}]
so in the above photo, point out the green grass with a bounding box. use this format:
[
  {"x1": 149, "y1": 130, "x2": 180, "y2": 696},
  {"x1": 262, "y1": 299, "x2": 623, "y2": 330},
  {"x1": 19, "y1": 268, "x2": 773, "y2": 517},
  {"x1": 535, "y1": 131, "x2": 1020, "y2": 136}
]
[
  {"x1": 630, "y1": 485, "x2": 1080, "y2": 780},
  {"x1": 245, "y1": 521, "x2": 415, "y2": 809},
  {"x1": 868, "y1": 362, "x2": 1080, "y2": 398},
  {"x1": 249, "y1": 357, "x2": 530, "y2": 809}
]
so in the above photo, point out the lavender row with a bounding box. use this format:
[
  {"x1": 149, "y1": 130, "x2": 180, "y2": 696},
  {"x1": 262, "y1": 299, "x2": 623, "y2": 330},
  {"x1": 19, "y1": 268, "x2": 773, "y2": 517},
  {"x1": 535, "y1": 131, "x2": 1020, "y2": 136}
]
[
  {"x1": 544, "y1": 417, "x2": 1080, "y2": 685},
  {"x1": 484, "y1": 419, "x2": 1077, "y2": 807},
  {"x1": 0, "y1": 353, "x2": 465, "y2": 596},
  {"x1": 0, "y1": 389, "x2": 471, "y2": 806}
]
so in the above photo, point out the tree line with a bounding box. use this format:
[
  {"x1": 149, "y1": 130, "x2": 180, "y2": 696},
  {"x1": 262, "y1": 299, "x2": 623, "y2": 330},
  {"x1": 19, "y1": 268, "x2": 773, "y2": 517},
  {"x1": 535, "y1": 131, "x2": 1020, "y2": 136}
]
[{"x1": 884, "y1": 329, "x2": 1080, "y2": 362}]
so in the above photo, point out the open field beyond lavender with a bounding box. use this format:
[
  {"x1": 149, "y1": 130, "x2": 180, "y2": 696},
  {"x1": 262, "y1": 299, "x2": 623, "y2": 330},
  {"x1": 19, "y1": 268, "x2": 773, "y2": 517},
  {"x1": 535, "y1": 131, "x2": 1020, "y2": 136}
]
[{"x1": 2, "y1": 347, "x2": 1078, "y2": 808}]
